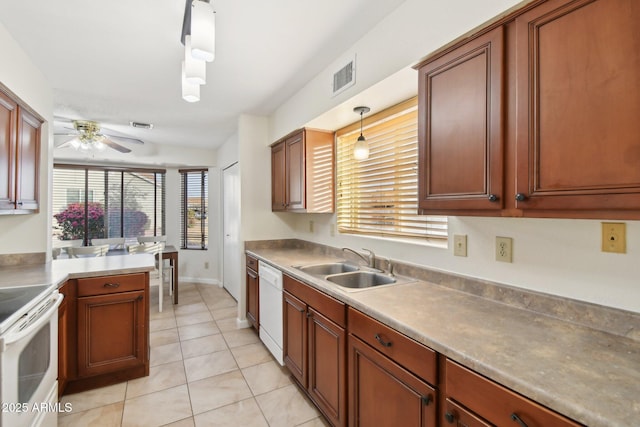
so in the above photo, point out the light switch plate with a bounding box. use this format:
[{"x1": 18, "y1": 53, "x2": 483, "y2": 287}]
[
  {"x1": 453, "y1": 235, "x2": 467, "y2": 257},
  {"x1": 496, "y1": 236, "x2": 513, "y2": 263},
  {"x1": 602, "y1": 222, "x2": 626, "y2": 254}
]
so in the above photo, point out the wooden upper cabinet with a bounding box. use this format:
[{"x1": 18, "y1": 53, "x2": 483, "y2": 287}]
[
  {"x1": 0, "y1": 90, "x2": 18, "y2": 211},
  {"x1": 16, "y1": 107, "x2": 40, "y2": 211},
  {"x1": 515, "y1": 0, "x2": 640, "y2": 211},
  {"x1": 418, "y1": 26, "x2": 504, "y2": 212},
  {"x1": 0, "y1": 86, "x2": 42, "y2": 214},
  {"x1": 271, "y1": 141, "x2": 286, "y2": 210},
  {"x1": 271, "y1": 128, "x2": 335, "y2": 213}
]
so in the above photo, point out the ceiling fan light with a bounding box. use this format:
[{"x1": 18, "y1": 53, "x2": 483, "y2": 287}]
[
  {"x1": 184, "y1": 35, "x2": 206, "y2": 85},
  {"x1": 69, "y1": 138, "x2": 81, "y2": 150},
  {"x1": 182, "y1": 61, "x2": 201, "y2": 102},
  {"x1": 94, "y1": 140, "x2": 107, "y2": 151},
  {"x1": 190, "y1": 0, "x2": 215, "y2": 62}
]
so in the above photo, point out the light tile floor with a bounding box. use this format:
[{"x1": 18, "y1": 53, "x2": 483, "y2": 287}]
[{"x1": 58, "y1": 282, "x2": 329, "y2": 427}]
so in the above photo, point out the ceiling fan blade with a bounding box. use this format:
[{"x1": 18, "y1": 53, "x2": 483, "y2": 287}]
[
  {"x1": 101, "y1": 133, "x2": 144, "y2": 145},
  {"x1": 54, "y1": 136, "x2": 80, "y2": 148},
  {"x1": 54, "y1": 132, "x2": 79, "y2": 136},
  {"x1": 102, "y1": 138, "x2": 132, "y2": 153}
]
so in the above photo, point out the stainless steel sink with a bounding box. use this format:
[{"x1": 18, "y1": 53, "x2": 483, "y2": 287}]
[
  {"x1": 295, "y1": 262, "x2": 359, "y2": 276},
  {"x1": 325, "y1": 271, "x2": 396, "y2": 289}
]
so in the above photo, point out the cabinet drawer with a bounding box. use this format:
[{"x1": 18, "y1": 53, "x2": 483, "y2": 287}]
[
  {"x1": 284, "y1": 275, "x2": 346, "y2": 327},
  {"x1": 348, "y1": 308, "x2": 437, "y2": 385},
  {"x1": 246, "y1": 255, "x2": 258, "y2": 271},
  {"x1": 444, "y1": 398, "x2": 491, "y2": 427},
  {"x1": 77, "y1": 273, "x2": 146, "y2": 297},
  {"x1": 446, "y1": 359, "x2": 582, "y2": 427}
]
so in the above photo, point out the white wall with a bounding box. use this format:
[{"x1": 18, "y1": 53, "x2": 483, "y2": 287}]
[
  {"x1": 264, "y1": 0, "x2": 640, "y2": 314},
  {"x1": 0, "y1": 22, "x2": 53, "y2": 256}
]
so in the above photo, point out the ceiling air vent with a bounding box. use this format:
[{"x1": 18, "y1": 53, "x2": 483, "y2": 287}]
[{"x1": 332, "y1": 55, "x2": 356, "y2": 97}]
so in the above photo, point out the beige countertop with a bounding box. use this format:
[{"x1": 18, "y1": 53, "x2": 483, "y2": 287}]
[
  {"x1": 247, "y1": 246, "x2": 640, "y2": 427},
  {"x1": 0, "y1": 255, "x2": 155, "y2": 290}
]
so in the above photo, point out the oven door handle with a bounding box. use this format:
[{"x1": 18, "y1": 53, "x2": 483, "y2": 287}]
[{"x1": 0, "y1": 293, "x2": 63, "y2": 351}]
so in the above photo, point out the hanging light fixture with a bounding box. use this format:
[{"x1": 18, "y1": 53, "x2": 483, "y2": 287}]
[
  {"x1": 190, "y1": 0, "x2": 216, "y2": 62},
  {"x1": 353, "y1": 106, "x2": 371, "y2": 160},
  {"x1": 182, "y1": 61, "x2": 201, "y2": 102},
  {"x1": 184, "y1": 35, "x2": 206, "y2": 85}
]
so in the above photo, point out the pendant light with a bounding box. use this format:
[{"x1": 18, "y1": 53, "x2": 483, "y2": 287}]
[
  {"x1": 182, "y1": 61, "x2": 201, "y2": 102},
  {"x1": 353, "y1": 106, "x2": 371, "y2": 160},
  {"x1": 190, "y1": 0, "x2": 215, "y2": 62},
  {"x1": 184, "y1": 35, "x2": 206, "y2": 85}
]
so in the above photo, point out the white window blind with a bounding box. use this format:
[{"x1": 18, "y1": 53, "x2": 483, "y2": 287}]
[
  {"x1": 336, "y1": 97, "x2": 447, "y2": 240},
  {"x1": 180, "y1": 169, "x2": 208, "y2": 250}
]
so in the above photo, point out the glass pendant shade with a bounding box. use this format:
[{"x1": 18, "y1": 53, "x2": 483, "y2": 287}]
[
  {"x1": 353, "y1": 135, "x2": 369, "y2": 160},
  {"x1": 184, "y1": 35, "x2": 206, "y2": 85},
  {"x1": 182, "y1": 61, "x2": 201, "y2": 102},
  {"x1": 190, "y1": 1, "x2": 215, "y2": 62}
]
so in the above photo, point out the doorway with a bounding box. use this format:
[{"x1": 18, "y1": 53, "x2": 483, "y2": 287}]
[{"x1": 222, "y1": 162, "x2": 241, "y2": 301}]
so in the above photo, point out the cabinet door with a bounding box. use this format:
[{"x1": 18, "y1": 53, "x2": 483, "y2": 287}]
[
  {"x1": 308, "y1": 308, "x2": 346, "y2": 427},
  {"x1": 285, "y1": 131, "x2": 305, "y2": 210},
  {"x1": 15, "y1": 107, "x2": 40, "y2": 211},
  {"x1": 348, "y1": 335, "x2": 436, "y2": 427},
  {"x1": 515, "y1": 0, "x2": 640, "y2": 210},
  {"x1": 246, "y1": 267, "x2": 259, "y2": 330},
  {"x1": 283, "y1": 290, "x2": 307, "y2": 387},
  {"x1": 418, "y1": 26, "x2": 504, "y2": 212},
  {"x1": 0, "y1": 91, "x2": 17, "y2": 210},
  {"x1": 77, "y1": 290, "x2": 146, "y2": 377},
  {"x1": 271, "y1": 141, "x2": 286, "y2": 211}
]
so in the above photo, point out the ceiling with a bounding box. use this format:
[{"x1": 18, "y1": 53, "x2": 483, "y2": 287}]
[{"x1": 0, "y1": 0, "x2": 407, "y2": 150}]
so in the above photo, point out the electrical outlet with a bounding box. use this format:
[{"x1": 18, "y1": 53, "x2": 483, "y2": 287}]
[
  {"x1": 204, "y1": 261, "x2": 209, "y2": 269},
  {"x1": 495, "y1": 237, "x2": 513, "y2": 263},
  {"x1": 309, "y1": 220, "x2": 314, "y2": 233},
  {"x1": 453, "y1": 235, "x2": 467, "y2": 257},
  {"x1": 602, "y1": 222, "x2": 626, "y2": 254}
]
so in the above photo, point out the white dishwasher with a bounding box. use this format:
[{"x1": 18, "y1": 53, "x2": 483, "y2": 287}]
[{"x1": 258, "y1": 260, "x2": 284, "y2": 365}]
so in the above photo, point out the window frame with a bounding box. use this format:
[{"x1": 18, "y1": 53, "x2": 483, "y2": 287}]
[
  {"x1": 180, "y1": 169, "x2": 209, "y2": 250},
  {"x1": 335, "y1": 97, "x2": 447, "y2": 242},
  {"x1": 52, "y1": 164, "x2": 166, "y2": 245}
]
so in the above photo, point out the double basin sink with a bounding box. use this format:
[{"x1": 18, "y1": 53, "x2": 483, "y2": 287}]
[{"x1": 293, "y1": 261, "x2": 413, "y2": 291}]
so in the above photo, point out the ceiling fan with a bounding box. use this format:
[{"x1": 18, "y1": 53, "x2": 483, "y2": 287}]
[{"x1": 54, "y1": 120, "x2": 145, "y2": 153}]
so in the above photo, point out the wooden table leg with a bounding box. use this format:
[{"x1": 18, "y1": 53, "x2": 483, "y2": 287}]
[{"x1": 173, "y1": 255, "x2": 178, "y2": 304}]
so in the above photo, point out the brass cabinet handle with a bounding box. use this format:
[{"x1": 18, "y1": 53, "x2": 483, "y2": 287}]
[{"x1": 103, "y1": 283, "x2": 120, "y2": 288}]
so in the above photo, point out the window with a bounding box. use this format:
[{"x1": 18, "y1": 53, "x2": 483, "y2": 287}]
[
  {"x1": 52, "y1": 166, "x2": 165, "y2": 244},
  {"x1": 336, "y1": 97, "x2": 447, "y2": 241},
  {"x1": 180, "y1": 169, "x2": 208, "y2": 250}
]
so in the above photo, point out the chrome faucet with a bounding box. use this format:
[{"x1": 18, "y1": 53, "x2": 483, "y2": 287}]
[
  {"x1": 342, "y1": 247, "x2": 376, "y2": 269},
  {"x1": 384, "y1": 257, "x2": 395, "y2": 277}
]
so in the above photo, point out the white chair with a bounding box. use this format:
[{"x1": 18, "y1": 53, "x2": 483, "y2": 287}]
[
  {"x1": 91, "y1": 237, "x2": 125, "y2": 252},
  {"x1": 137, "y1": 235, "x2": 174, "y2": 297},
  {"x1": 52, "y1": 247, "x2": 62, "y2": 260},
  {"x1": 128, "y1": 242, "x2": 166, "y2": 312},
  {"x1": 53, "y1": 239, "x2": 83, "y2": 258},
  {"x1": 67, "y1": 244, "x2": 110, "y2": 258},
  {"x1": 137, "y1": 235, "x2": 167, "y2": 244}
]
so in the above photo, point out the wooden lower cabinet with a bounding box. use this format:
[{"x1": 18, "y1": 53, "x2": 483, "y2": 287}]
[
  {"x1": 348, "y1": 335, "x2": 436, "y2": 427},
  {"x1": 59, "y1": 272, "x2": 149, "y2": 395},
  {"x1": 246, "y1": 255, "x2": 259, "y2": 330},
  {"x1": 77, "y1": 289, "x2": 146, "y2": 377},
  {"x1": 444, "y1": 359, "x2": 581, "y2": 427},
  {"x1": 283, "y1": 275, "x2": 346, "y2": 427}
]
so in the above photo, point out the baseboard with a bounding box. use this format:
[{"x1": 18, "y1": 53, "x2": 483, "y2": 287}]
[
  {"x1": 236, "y1": 318, "x2": 251, "y2": 329},
  {"x1": 179, "y1": 277, "x2": 221, "y2": 286}
]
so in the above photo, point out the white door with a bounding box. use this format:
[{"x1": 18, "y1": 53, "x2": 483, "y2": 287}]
[{"x1": 222, "y1": 162, "x2": 241, "y2": 301}]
